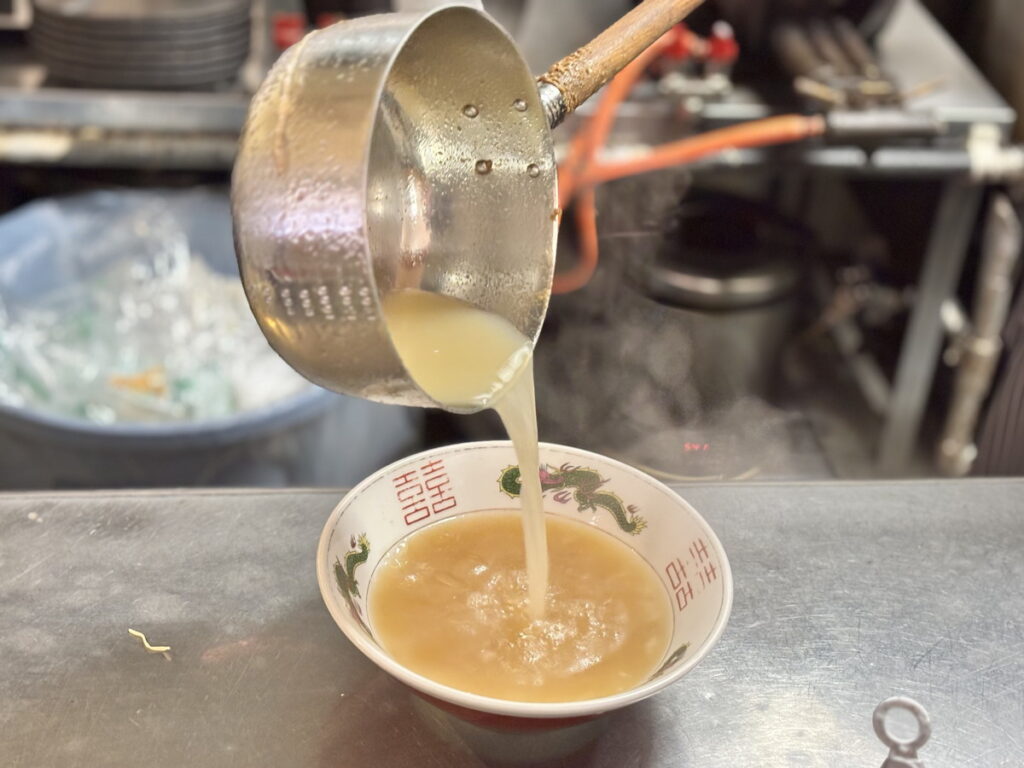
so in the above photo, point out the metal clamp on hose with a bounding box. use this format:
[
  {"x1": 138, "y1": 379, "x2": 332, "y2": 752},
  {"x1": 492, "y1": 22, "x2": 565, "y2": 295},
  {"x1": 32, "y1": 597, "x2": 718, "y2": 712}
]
[
  {"x1": 824, "y1": 110, "x2": 945, "y2": 142},
  {"x1": 967, "y1": 123, "x2": 1024, "y2": 181},
  {"x1": 537, "y1": 81, "x2": 569, "y2": 130}
]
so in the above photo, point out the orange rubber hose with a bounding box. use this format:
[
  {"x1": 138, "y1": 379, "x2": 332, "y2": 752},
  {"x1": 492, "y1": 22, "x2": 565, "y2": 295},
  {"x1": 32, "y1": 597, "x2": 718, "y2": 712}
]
[
  {"x1": 552, "y1": 188, "x2": 599, "y2": 295},
  {"x1": 552, "y1": 115, "x2": 825, "y2": 295},
  {"x1": 559, "y1": 31, "x2": 678, "y2": 209},
  {"x1": 580, "y1": 114, "x2": 826, "y2": 187}
]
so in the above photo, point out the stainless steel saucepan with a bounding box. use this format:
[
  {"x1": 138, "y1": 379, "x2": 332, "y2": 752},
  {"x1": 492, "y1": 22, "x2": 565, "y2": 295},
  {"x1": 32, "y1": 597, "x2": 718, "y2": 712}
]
[{"x1": 232, "y1": 0, "x2": 703, "y2": 412}]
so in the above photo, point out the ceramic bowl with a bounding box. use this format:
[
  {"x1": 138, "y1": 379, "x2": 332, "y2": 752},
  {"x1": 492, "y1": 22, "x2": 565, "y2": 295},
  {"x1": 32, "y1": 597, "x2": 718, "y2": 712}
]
[{"x1": 318, "y1": 440, "x2": 731, "y2": 721}]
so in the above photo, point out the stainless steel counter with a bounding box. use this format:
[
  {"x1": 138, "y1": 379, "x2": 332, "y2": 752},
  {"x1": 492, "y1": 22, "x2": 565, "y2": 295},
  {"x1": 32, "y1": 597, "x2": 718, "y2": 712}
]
[{"x1": 2, "y1": 480, "x2": 1022, "y2": 767}]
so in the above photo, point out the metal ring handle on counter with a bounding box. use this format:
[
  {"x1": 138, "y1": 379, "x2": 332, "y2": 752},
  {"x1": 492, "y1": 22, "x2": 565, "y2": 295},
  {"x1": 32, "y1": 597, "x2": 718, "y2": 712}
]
[{"x1": 873, "y1": 696, "x2": 931, "y2": 767}]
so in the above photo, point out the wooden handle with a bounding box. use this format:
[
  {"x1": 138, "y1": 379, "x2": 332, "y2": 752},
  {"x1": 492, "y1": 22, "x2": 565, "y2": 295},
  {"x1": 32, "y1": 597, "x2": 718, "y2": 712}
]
[{"x1": 538, "y1": 0, "x2": 705, "y2": 115}]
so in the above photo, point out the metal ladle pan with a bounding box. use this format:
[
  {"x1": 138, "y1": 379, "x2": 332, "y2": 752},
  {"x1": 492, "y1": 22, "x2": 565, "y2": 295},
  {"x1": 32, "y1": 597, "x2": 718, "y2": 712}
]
[{"x1": 232, "y1": 0, "x2": 703, "y2": 412}]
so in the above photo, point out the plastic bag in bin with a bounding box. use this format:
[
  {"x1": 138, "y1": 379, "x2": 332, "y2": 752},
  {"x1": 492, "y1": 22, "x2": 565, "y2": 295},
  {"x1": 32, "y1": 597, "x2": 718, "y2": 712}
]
[{"x1": 0, "y1": 188, "x2": 310, "y2": 424}]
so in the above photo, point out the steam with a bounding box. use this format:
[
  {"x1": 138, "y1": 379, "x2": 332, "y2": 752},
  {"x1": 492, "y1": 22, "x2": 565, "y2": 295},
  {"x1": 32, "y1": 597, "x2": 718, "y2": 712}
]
[{"x1": 534, "y1": 238, "x2": 825, "y2": 481}]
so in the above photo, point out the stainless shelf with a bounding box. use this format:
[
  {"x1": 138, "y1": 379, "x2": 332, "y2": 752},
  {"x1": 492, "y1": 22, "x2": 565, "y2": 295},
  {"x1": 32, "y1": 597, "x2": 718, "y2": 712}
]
[
  {"x1": 0, "y1": 0, "x2": 1016, "y2": 170},
  {"x1": 0, "y1": 2, "x2": 264, "y2": 169},
  {"x1": 569, "y1": 0, "x2": 1016, "y2": 153}
]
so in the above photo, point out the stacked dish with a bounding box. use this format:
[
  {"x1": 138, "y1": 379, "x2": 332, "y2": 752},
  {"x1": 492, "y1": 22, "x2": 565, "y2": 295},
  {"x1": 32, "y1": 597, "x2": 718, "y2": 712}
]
[{"x1": 30, "y1": 0, "x2": 251, "y2": 89}]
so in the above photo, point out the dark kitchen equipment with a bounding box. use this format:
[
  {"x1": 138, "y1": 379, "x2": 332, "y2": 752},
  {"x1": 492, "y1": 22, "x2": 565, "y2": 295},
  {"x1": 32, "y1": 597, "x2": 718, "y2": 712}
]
[
  {"x1": 712, "y1": 0, "x2": 897, "y2": 54},
  {"x1": 636, "y1": 196, "x2": 805, "y2": 407}
]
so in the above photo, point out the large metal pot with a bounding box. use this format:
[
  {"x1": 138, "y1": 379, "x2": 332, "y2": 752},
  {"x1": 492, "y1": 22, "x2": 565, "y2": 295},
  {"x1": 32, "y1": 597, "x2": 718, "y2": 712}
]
[{"x1": 635, "y1": 196, "x2": 804, "y2": 406}]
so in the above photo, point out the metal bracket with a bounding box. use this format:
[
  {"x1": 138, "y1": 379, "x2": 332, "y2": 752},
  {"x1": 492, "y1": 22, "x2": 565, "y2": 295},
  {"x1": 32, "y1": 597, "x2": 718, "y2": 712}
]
[
  {"x1": 874, "y1": 697, "x2": 931, "y2": 768},
  {"x1": 967, "y1": 123, "x2": 1024, "y2": 181}
]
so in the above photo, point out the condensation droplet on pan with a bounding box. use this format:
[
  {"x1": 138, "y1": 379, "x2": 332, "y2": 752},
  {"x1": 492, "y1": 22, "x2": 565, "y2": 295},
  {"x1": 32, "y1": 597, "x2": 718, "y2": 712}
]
[
  {"x1": 475, "y1": 159, "x2": 493, "y2": 175},
  {"x1": 527, "y1": 163, "x2": 541, "y2": 178},
  {"x1": 462, "y1": 104, "x2": 479, "y2": 118},
  {"x1": 513, "y1": 98, "x2": 527, "y2": 112}
]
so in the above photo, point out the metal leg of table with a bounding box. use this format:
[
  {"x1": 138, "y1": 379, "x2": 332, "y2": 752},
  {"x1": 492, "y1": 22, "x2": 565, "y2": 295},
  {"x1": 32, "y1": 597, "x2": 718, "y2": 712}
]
[{"x1": 877, "y1": 180, "x2": 984, "y2": 473}]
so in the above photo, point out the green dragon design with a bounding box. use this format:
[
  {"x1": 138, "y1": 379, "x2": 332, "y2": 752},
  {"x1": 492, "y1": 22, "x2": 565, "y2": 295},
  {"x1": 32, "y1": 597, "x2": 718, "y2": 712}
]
[
  {"x1": 334, "y1": 533, "x2": 370, "y2": 627},
  {"x1": 651, "y1": 643, "x2": 690, "y2": 679},
  {"x1": 498, "y1": 463, "x2": 647, "y2": 534}
]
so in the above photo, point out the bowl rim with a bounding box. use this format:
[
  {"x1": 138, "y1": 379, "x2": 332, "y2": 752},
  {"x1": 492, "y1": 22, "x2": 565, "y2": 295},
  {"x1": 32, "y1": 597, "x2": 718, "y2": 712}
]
[{"x1": 316, "y1": 440, "x2": 733, "y2": 719}]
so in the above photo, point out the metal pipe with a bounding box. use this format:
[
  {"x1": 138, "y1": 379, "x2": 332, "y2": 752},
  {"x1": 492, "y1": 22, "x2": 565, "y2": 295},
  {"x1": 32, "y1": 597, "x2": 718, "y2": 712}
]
[
  {"x1": 937, "y1": 193, "x2": 1022, "y2": 475},
  {"x1": 878, "y1": 181, "x2": 983, "y2": 473}
]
